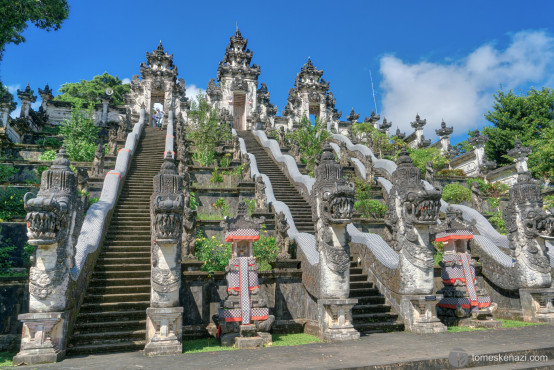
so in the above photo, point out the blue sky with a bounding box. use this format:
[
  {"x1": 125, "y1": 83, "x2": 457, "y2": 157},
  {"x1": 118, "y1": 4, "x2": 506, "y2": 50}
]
[{"x1": 2, "y1": 0, "x2": 554, "y2": 144}]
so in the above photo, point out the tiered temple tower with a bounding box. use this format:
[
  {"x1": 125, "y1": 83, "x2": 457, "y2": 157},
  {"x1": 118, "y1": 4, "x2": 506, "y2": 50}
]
[{"x1": 282, "y1": 58, "x2": 341, "y2": 131}]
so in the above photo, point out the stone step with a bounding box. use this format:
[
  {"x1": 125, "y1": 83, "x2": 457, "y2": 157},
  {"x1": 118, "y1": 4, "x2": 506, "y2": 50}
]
[
  {"x1": 83, "y1": 292, "x2": 150, "y2": 303},
  {"x1": 97, "y1": 257, "x2": 151, "y2": 265},
  {"x1": 76, "y1": 309, "x2": 146, "y2": 323},
  {"x1": 91, "y1": 270, "x2": 151, "y2": 279},
  {"x1": 94, "y1": 264, "x2": 151, "y2": 272},
  {"x1": 350, "y1": 281, "x2": 374, "y2": 289},
  {"x1": 87, "y1": 285, "x2": 150, "y2": 294},
  {"x1": 352, "y1": 312, "x2": 399, "y2": 323},
  {"x1": 66, "y1": 340, "x2": 146, "y2": 356},
  {"x1": 356, "y1": 296, "x2": 387, "y2": 305},
  {"x1": 350, "y1": 287, "x2": 381, "y2": 297},
  {"x1": 352, "y1": 304, "x2": 392, "y2": 315},
  {"x1": 350, "y1": 274, "x2": 369, "y2": 282},
  {"x1": 103, "y1": 240, "x2": 151, "y2": 246},
  {"x1": 354, "y1": 321, "x2": 405, "y2": 334},
  {"x1": 100, "y1": 251, "x2": 150, "y2": 259},
  {"x1": 79, "y1": 301, "x2": 150, "y2": 313},
  {"x1": 70, "y1": 329, "x2": 146, "y2": 345}
]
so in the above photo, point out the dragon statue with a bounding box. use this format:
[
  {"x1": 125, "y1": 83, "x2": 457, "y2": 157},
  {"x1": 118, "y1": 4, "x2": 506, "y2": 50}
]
[
  {"x1": 479, "y1": 171, "x2": 553, "y2": 290},
  {"x1": 15, "y1": 147, "x2": 84, "y2": 364},
  {"x1": 383, "y1": 147, "x2": 442, "y2": 295}
]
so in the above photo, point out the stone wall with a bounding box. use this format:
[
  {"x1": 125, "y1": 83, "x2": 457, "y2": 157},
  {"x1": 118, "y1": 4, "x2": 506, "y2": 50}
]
[
  {"x1": 0, "y1": 277, "x2": 28, "y2": 352},
  {"x1": 181, "y1": 269, "x2": 317, "y2": 338}
]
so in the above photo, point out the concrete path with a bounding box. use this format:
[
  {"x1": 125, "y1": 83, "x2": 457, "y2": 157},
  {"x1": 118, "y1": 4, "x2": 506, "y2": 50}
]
[{"x1": 16, "y1": 325, "x2": 554, "y2": 370}]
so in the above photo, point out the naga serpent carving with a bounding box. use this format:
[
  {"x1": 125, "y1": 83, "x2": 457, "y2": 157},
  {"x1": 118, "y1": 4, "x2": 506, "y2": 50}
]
[
  {"x1": 310, "y1": 144, "x2": 355, "y2": 299},
  {"x1": 383, "y1": 147, "x2": 442, "y2": 294},
  {"x1": 479, "y1": 171, "x2": 554, "y2": 289},
  {"x1": 24, "y1": 147, "x2": 84, "y2": 311}
]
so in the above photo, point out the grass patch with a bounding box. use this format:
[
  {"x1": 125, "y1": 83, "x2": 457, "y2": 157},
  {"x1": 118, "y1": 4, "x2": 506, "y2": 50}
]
[
  {"x1": 497, "y1": 319, "x2": 543, "y2": 328},
  {"x1": 182, "y1": 333, "x2": 321, "y2": 353},
  {"x1": 183, "y1": 337, "x2": 235, "y2": 353},
  {"x1": 447, "y1": 326, "x2": 486, "y2": 333},
  {"x1": 0, "y1": 352, "x2": 14, "y2": 367},
  {"x1": 271, "y1": 333, "x2": 321, "y2": 347}
]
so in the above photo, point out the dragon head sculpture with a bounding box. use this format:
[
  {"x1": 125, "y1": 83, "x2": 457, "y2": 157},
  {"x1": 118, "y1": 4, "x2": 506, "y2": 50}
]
[
  {"x1": 151, "y1": 158, "x2": 184, "y2": 246},
  {"x1": 314, "y1": 144, "x2": 355, "y2": 226},
  {"x1": 23, "y1": 147, "x2": 83, "y2": 307}
]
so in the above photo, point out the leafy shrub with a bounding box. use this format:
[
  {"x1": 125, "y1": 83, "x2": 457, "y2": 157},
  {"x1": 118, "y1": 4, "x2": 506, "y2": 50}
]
[
  {"x1": 487, "y1": 209, "x2": 506, "y2": 234},
  {"x1": 192, "y1": 148, "x2": 216, "y2": 167},
  {"x1": 442, "y1": 183, "x2": 471, "y2": 204},
  {"x1": 209, "y1": 167, "x2": 224, "y2": 184},
  {"x1": 0, "y1": 188, "x2": 30, "y2": 221},
  {"x1": 37, "y1": 137, "x2": 62, "y2": 148},
  {"x1": 437, "y1": 169, "x2": 465, "y2": 176},
  {"x1": 286, "y1": 116, "x2": 330, "y2": 172},
  {"x1": 252, "y1": 227, "x2": 278, "y2": 271},
  {"x1": 59, "y1": 100, "x2": 99, "y2": 162},
  {"x1": 213, "y1": 198, "x2": 230, "y2": 217},
  {"x1": 544, "y1": 195, "x2": 554, "y2": 209},
  {"x1": 354, "y1": 199, "x2": 387, "y2": 219},
  {"x1": 88, "y1": 197, "x2": 99, "y2": 207},
  {"x1": 219, "y1": 153, "x2": 232, "y2": 168},
  {"x1": 38, "y1": 150, "x2": 56, "y2": 161},
  {"x1": 244, "y1": 199, "x2": 256, "y2": 216},
  {"x1": 432, "y1": 241, "x2": 444, "y2": 266},
  {"x1": 195, "y1": 234, "x2": 232, "y2": 273},
  {"x1": 407, "y1": 147, "x2": 449, "y2": 176},
  {"x1": 0, "y1": 164, "x2": 17, "y2": 182},
  {"x1": 189, "y1": 191, "x2": 198, "y2": 210}
]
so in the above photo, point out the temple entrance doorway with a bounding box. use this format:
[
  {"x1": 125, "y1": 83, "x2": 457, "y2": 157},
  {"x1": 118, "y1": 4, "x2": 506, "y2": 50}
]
[
  {"x1": 233, "y1": 93, "x2": 246, "y2": 131},
  {"x1": 151, "y1": 90, "x2": 165, "y2": 127}
]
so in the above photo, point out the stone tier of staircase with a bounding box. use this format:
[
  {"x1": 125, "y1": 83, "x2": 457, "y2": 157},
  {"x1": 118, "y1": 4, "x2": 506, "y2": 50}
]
[
  {"x1": 67, "y1": 126, "x2": 165, "y2": 356},
  {"x1": 239, "y1": 131, "x2": 315, "y2": 234},
  {"x1": 349, "y1": 256, "x2": 404, "y2": 335}
]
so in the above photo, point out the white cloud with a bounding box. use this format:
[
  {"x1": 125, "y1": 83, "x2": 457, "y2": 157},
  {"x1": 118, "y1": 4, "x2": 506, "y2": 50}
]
[
  {"x1": 379, "y1": 30, "x2": 554, "y2": 140},
  {"x1": 185, "y1": 84, "x2": 205, "y2": 104},
  {"x1": 121, "y1": 78, "x2": 131, "y2": 84}
]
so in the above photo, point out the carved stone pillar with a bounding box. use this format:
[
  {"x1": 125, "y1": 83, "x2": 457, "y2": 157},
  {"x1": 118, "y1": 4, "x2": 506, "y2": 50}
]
[
  {"x1": 146, "y1": 157, "x2": 184, "y2": 355},
  {"x1": 317, "y1": 299, "x2": 359, "y2": 342},
  {"x1": 13, "y1": 313, "x2": 67, "y2": 365},
  {"x1": 520, "y1": 288, "x2": 554, "y2": 324}
]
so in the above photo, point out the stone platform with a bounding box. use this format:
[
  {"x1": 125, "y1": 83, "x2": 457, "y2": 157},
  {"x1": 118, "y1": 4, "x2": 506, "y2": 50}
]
[{"x1": 18, "y1": 324, "x2": 554, "y2": 369}]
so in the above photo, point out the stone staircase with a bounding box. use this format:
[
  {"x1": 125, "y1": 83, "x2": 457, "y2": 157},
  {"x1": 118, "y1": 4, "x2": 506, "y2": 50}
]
[
  {"x1": 67, "y1": 126, "x2": 165, "y2": 355},
  {"x1": 239, "y1": 131, "x2": 315, "y2": 234},
  {"x1": 349, "y1": 256, "x2": 404, "y2": 335}
]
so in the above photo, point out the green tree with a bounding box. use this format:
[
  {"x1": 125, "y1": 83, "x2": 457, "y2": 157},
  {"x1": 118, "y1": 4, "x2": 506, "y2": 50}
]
[
  {"x1": 352, "y1": 121, "x2": 401, "y2": 158},
  {"x1": 59, "y1": 100, "x2": 98, "y2": 162},
  {"x1": 286, "y1": 116, "x2": 330, "y2": 173},
  {"x1": 187, "y1": 93, "x2": 231, "y2": 166},
  {"x1": 0, "y1": 0, "x2": 69, "y2": 62},
  {"x1": 54, "y1": 72, "x2": 130, "y2": 105},
  {"x1": 406, "y1": 147, "x2": 449, "y2": 176},
  {"x1": 483, "y1": 87, "x2": 554, "y2": 184}
]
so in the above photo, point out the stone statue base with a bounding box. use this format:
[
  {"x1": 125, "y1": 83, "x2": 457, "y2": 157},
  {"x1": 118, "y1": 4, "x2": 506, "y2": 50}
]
[
  {"x1": 317, "y1": 299, "x2": 360, "y2": 342},
  {"x1": 13, "y1": 312, "x2": 67, "y2": 366},
  {"x1": 520, "y1": 288, "x2": 554, "y2": 324},
  {"x1": 401, "y1": 295, "x2": 447, "y2": 334},
  {"x1": 144, "y1": 307, "x2": 183, "y2": 356}
]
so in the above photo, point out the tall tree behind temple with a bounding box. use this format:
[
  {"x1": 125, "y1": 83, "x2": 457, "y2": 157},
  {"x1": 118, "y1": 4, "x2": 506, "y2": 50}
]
[
  {"x1": 483, "y1": 87, "x2": 554, "y2": 185},
  {"x1": 0, "y1": 0, "x2": 70, "y2": 64},
  {"x1": 54, "y1": 72, "x2": 130, "y2": 106}
]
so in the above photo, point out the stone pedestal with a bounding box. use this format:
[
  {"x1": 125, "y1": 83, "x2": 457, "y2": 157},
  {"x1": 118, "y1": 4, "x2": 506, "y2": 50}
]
[
  {"x1": 520, "y1": 288, "x2": 554, "y2": 323},
  {"x1": 13, "y1": 312, "x2": 67, "y2": 365},
  {"x1": 401, "y1": 295, "x2": 447, "y2": 334},
  {"x1": 145, "y1": 307, "x2": 184, "y2": 356},
  {"x1": 317, "y1": 298, "x2": 360, "y2": 342},
  {"x1": 181, "y1": 260, "x2": 204, "y2": 272},
  {"x1": 269, "y1": 259, "x2": 300, "y2": 270}
]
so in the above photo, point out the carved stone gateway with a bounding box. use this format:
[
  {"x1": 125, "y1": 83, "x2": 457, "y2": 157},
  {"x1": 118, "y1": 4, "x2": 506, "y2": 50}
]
[
  {"x1": 14, "y1": 147, "x2": 84, "y2": 365},
  {"x1": 312, "y1": 144, "x2": 359, "y2": 341},
  {"x1": 146, "y1": 157, "x2": 185, "y2": 356}
]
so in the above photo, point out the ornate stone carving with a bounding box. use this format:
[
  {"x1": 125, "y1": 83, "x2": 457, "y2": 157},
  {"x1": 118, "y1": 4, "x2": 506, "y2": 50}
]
[
  {"x1": 241, "y1": 153, "x2": 252, "y2": 182},
  {"x1": 278, "y1": 126, "x2": 286, "y2": 148},
  {"x1": 424, "y1": 161, "x2": 434, "y2": 185},
  {"x1": 384, "y1": 147, "x2": 442, "y2": 294},
  {"x1": 502, "y1": 171, "x2": 553, "y2": 288},
  {"x1": 232, "y1": 136, "x2": 241, "y2": 161},
  {"x1": 275, "y1": 211, "x2": 291, "y2": 260},
  {"x1": 24, "y1": 147, "x2": 82, "y2": 310},
  {"x1": 181, "y1": 204, "x2": 197, "y2": 261},
  {"x1": 254, "y1": 176, "x2": 267, "y2": 212},
  {"x1": 471, "y1": 182, "x2": 482, "y2": 213},
  {"x1": 90, "y1": 143, "x2": 105, "y2": 178},
  {"x1": 107, "y1": 126, "x2": 118, "y2": 156}
]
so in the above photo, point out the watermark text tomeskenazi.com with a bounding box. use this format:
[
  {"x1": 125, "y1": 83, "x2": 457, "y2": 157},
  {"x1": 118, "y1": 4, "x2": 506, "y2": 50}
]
[{"x1": 472, "y1": 353, "x2": 549, "y2": 363}]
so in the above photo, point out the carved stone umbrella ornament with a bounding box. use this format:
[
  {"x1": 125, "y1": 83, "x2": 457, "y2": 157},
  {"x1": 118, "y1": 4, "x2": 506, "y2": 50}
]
[{"x1": 215, "y1": 202, "x2": 274, "y2": 348}]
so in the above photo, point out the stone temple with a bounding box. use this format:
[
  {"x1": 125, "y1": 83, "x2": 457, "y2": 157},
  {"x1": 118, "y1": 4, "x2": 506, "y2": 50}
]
[{"x1": 0, "y1": 30, "x2": 553, "y2": 365}]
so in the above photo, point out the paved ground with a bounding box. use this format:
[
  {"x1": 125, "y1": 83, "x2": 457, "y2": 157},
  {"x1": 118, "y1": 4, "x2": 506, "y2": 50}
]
[{"x1": 15, "y1": 325, "x2": 554, "y2": 370}]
